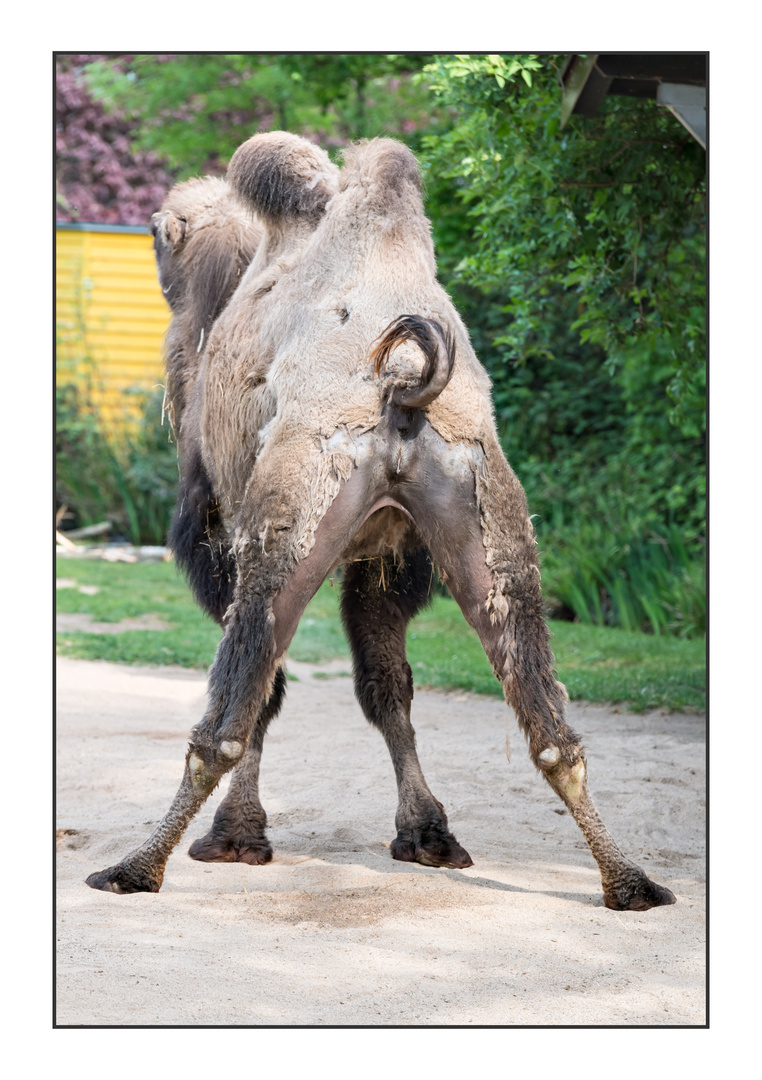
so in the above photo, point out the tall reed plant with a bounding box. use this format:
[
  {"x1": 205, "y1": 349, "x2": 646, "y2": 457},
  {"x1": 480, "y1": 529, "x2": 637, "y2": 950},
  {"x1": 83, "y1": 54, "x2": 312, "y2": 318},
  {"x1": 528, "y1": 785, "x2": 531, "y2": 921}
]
[{"x1": 540, "y1": 524, "x2": 705, "y2": 639}]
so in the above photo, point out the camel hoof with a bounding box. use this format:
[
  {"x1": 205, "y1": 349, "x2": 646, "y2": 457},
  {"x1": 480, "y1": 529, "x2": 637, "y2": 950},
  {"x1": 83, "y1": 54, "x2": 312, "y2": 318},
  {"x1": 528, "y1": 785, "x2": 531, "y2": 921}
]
[
  {"x1": 188, "y1": 832, "x2": 273, "y2": 865},
  {"x1": 391, "y1": 830, "x2": 474, "y2": 870},
  {"x1": 604, "y1": 876, "x2": 677, "y2": 911},
  {"x1": 85, "y1": 863, "x2": 162, "y2": 894}
]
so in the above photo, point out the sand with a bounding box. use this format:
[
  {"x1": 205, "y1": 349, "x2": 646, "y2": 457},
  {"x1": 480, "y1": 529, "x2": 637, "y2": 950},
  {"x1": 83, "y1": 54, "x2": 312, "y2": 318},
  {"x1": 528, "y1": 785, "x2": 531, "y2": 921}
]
[{"x1": 55, "y1": 656, "x2": 706, "y2": 1027}]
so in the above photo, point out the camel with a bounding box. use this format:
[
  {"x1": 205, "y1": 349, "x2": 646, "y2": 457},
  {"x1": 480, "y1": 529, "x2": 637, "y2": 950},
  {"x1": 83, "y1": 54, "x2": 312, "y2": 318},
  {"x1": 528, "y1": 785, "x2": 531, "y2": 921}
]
[{"x1": 86, "y1": 132, "x2": 676, "y2": 911}]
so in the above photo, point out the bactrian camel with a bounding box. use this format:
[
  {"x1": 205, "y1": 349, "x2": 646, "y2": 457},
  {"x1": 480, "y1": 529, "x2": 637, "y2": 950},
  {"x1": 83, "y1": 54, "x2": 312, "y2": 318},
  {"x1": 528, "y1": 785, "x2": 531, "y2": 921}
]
[{"x1": 86, "y1": 132, "x2": 676, "y2": 911}]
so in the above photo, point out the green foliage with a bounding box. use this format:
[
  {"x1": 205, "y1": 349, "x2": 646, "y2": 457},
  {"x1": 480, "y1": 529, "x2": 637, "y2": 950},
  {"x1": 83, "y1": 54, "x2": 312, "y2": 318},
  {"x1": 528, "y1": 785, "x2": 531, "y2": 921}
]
[
  {"x1": 277, "y1": 53, "x2": 436, "y2": 143},
  {"x1": 419, "y1": 54, "x2": 706, "y2": 436},
  {"x1": 56, "y1": 351, "x2": 177, "y2": 545},
  {"x1": 540, "y1": 521, "x2": 705, "y2": 638},
  {"x1": 84, "y1": 53, "x2": 438, "y2": 177},
  {"x1": 417, "y1": 54, "x2": 706, "y2": 637}
]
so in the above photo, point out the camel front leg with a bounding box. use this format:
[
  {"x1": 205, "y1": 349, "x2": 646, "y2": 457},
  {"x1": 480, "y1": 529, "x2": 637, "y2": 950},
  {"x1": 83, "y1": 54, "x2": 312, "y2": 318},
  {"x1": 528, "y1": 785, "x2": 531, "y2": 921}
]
[
  {"x1": 341, "y1": 550, "x2": 473, "y2": 869},
  {"x1": 407, "y1": 434, "x2": 676, "y2": 911},
  {"x1": 187, "y1": 667, "x2": 286, "y2": 865}
]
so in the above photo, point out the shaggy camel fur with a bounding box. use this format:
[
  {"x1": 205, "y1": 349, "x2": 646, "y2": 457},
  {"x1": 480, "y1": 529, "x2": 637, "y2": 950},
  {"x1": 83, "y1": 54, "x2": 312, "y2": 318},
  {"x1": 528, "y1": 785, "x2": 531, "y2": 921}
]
[
  {"x1": 150, "y1": 176, "x2": 262, "y2": 625},
  {"x1": 87, "y1": 132, "x2": 676, "y2": 911},
  {"x1": 151, "y1": 176, "x2": 263, "y2": 433}
]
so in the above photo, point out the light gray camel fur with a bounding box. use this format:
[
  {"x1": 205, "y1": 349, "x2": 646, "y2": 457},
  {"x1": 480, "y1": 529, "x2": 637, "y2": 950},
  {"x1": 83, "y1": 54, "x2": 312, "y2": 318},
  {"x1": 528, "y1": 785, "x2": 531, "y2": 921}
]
[{"x1": 87, "y1": 132, "x2": 676, "y2": 911}]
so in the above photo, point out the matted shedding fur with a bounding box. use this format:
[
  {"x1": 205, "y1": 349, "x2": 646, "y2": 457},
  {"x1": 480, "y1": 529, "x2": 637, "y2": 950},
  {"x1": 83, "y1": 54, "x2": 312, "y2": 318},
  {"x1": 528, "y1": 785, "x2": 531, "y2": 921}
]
[
  {"x1": 339, "y1": 138, "x2": 423, "y2": 197},
  {"x1": 160, "y1": 134, "x2": 573, "y2": 737},
  {"x1": 198, "y1": 135, "x2": 493, "y2": 518},
  {"x1": 152, "y1": 175, "x2": 267, "y2": 626}
]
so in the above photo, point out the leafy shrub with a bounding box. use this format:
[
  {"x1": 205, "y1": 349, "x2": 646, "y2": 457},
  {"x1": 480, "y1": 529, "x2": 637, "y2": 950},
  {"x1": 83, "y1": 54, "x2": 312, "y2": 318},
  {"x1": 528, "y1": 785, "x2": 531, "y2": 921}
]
[
  {"x1": 56, "y1": 356, "x2": 178, "y2": 545},
  {"x1": 56, "y1": 54, "x2": 174, "y2": 224},
  {"x1": 418, "y1": 55, "x2": 705, "y2": 639}
]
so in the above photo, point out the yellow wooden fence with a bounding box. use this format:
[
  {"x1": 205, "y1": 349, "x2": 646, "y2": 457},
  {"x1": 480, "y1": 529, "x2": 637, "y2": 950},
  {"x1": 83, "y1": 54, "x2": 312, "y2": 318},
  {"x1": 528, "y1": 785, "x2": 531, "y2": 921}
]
[{"x1": 56, "y1": 222, "x2": 170, "y2": 429}]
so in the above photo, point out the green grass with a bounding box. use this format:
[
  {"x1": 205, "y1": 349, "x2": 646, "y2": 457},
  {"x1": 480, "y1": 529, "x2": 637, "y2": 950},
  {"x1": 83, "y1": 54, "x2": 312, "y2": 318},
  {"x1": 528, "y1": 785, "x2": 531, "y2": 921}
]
[
  {"x1": 56, "y1": 558, "x2": 222, "y2": 668},
  {"x1": 56, "y1": 556, "x2": 705, "y2": 711},
  {"x1": 405, "y1": 596, "x2": 705, "y2": 711}
]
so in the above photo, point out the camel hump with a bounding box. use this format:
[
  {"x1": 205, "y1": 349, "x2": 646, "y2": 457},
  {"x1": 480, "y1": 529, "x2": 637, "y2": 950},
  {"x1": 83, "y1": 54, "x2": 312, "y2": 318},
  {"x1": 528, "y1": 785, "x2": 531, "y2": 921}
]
[
  {"x1": 369, "y1": 315, "x2": 456, "y2": 409},
  {"x1": 340, "y1": 138, "x2": 423, "y2": 198},
  {"x1": 227, "y1": 132, "x2": 339, "y2": 224}
]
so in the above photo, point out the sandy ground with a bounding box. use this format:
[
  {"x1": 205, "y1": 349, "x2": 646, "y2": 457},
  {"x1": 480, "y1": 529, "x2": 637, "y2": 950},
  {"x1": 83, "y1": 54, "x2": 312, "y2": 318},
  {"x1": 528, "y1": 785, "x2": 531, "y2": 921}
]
[{"x1": 56, "y1": 655, "x2": 706, "y2": 1027}]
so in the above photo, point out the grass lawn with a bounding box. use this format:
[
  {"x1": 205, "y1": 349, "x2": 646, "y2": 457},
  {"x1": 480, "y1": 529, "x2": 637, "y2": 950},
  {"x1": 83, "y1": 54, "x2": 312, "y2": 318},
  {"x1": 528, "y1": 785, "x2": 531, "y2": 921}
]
[{"x1": 56, "y1": 555, "x2": 705, "y2": 712}]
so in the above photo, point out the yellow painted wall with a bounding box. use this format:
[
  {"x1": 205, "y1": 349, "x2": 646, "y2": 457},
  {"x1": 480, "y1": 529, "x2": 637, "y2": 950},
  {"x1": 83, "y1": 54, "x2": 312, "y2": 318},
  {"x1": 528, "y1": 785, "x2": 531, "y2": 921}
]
[{"x1": 56, "y1": 224, "x2": 170, "y2": 429}]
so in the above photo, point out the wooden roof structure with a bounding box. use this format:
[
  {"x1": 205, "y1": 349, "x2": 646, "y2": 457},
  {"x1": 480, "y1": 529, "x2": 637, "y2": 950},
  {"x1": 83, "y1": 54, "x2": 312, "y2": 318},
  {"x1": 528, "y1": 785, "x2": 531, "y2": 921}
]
[{"x1": 559, "y1": 53, "x2": 707, "y2": 148}]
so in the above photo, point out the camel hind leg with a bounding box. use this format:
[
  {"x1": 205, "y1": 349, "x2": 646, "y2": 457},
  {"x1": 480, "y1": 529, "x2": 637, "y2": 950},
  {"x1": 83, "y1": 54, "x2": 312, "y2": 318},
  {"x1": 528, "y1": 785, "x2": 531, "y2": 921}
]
[
  {"x1": 405, "y1": 431, "x2": 676, "y2": 911},
  {"x1": 85, "y1": 580, "x2": 292, "y2": 893},
  {"x1": 86, "y1": 449, "x2": 379, "y2": 893},
  {"x1": 165, "y1": 443, "x2": 289, "y2": 865},
  {"x1": 341, "y1": 549, "x2": 473, "y2": 869}
]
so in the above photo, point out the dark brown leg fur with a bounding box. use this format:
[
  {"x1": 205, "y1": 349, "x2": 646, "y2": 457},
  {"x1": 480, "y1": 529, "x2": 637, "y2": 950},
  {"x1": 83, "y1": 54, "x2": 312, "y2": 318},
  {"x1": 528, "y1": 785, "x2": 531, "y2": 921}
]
[
  {"x1": 86, "y1": 586, "x2": 282, "y2": 894},
  {"x1": 340, "y1": 551, "x2": 473, "y2": 870},
  {"x1": 187, "y1": 667, "x2": 286, "y2": 864},
  {"x1": 168, "y1": 441, "x2": 236, "y2": 626}
]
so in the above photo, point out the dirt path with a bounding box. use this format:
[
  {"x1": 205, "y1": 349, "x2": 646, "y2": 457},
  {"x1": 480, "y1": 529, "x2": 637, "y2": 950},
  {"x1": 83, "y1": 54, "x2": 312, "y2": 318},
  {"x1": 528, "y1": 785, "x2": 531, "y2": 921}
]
[{"x1": 56, "y1": 656, "x2": 706, "y2": 1026}]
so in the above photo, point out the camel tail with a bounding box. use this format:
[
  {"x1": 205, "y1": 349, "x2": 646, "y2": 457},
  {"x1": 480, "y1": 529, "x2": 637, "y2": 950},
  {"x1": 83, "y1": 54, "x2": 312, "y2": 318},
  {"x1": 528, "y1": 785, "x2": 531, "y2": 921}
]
[{"x1": 368, "y1": 315, "x2": 456, "y2": 409}]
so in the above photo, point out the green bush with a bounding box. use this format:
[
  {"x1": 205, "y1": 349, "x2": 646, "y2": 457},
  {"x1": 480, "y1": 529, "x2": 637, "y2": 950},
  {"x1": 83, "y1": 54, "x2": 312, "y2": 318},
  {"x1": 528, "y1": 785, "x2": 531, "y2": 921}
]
[
  {"x1": 417, "y1": 57, "x2": 705, "y2": 640},
  {"x1": 539, "y1": 522, "x2": 705, "y2": 639},
  {"x1": 56, "y1": 355, "x2": 178, "y2": 545}
]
